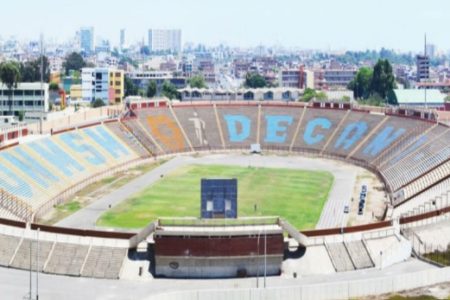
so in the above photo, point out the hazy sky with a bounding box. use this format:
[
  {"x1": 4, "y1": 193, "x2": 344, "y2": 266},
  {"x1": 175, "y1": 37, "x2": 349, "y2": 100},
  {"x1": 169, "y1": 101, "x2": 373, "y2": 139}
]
[{"x1": 0, "y1": 0, "x2": 448, "y2": 52}]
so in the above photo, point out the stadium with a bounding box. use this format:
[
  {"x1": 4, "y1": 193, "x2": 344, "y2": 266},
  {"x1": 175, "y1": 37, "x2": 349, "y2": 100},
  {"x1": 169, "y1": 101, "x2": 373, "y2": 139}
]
[{"x1": 0, "y1": 99, "x2": 450, "y2": 300}]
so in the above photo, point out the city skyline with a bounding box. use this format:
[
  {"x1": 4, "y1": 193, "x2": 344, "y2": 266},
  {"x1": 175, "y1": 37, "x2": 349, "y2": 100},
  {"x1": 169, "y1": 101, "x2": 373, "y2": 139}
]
[{"x1": 0, "y1": 0, "x2": 449, "y2": 53}]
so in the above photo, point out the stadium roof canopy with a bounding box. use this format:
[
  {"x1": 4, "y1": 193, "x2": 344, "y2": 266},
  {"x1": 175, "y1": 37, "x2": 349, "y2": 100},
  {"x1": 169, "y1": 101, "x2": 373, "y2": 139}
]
[{"x1": 393, "y1": 89, "x2": 446, "y2": 105}]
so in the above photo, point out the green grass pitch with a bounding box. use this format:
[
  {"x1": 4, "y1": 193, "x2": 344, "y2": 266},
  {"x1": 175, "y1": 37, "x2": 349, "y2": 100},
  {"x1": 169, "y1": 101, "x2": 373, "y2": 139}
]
[{"x1": 97, "y1": 164, "x2": 334, "y2": 230}]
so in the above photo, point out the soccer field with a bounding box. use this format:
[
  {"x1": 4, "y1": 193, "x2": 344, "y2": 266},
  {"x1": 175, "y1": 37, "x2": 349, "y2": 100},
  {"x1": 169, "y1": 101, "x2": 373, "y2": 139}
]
[{"x1": 97, "y1": 164, "x2": 334, "y2": 229}]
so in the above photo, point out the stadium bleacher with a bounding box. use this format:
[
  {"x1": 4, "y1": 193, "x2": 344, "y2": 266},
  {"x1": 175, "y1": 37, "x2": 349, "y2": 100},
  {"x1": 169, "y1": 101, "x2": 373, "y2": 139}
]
[
  {"x1": 10, "y1": 239, "x2": 54, "y2": 271},
  {"x1": 81, "y1": 246, "x2": 127, "y2": 279},
  {"x1": 0, "y1": 103, "x2": 449, "y2": 239},
  {"x1": 0, "y1": 124, "x2": 139, "y2": 218},
  {"x1": 0, "y1": 234, "x2": 21, "y2": 266},
  {"x1": 44, "y1": 243, "x2": 90, "y2": 276}
]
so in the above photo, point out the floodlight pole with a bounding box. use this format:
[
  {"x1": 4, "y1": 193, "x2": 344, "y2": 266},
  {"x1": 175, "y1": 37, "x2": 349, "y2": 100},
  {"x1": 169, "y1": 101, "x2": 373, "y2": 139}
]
[
  {"x1": 256, "y1": 230, "x2": 260, "y2": 288},
  {"x1": 29, "y1": 238, "x2": 32, "y2": 300},
  {"x1": 36, "y1": 228, "x2": 40, "y2": 300},
  {"x1": 264, "y1": 228, "x2": 267, "y2": 288}
]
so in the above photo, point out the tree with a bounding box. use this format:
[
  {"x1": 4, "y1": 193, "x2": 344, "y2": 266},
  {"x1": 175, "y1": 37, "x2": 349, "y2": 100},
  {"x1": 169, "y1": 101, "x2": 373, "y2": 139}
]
[
  {"x1": 18, "y1": 111, "x2": 25, "y2": 122},
  {"x1": 188, "y1": 75, "x2": 207, "y2": 89},
  {"x1": 146, "y1": 80, "x2": 157, "y2": 98},
  {"x1": 63, "y1": 52, "x2": 86, "y2": 75},
  {"x1": 161, "y1": 80, "x2": 180, "y2": 100},
  {"x1": 315, "y1": 91, "x2": 328, "y2": 101},
  {"x1": 124, "y1": 77, "x2": 139, "y2": 96},
  {"x1": 370, "y1": 59, "x2": 396, "y2": 100},
  {"x1": 300, "y1": 88, "x2": 317, "y2": 102},
  {"x1": 444, "y1": 95, "x2": 450, "y2": 102},
  {"x1": 140, "y1": 46, "x2": 150, "y2": 56},
  {"x1": 0, "y1": 62, "x2": 21, "y2": 115},
  {"x1": 20, "y1": 56, "x2": 50, "y2": 82},
  {"x1": 342, "y1": 95, "x2": 351, "y2": 102},
  {"x1": 91, "y1": 99, "x2": 105, "y2": 108},
  {"x1": 244, "y1": 72, "x2": 266, "y2": 88},
  {"x1": 49, "y1": 82, "x2": 59, "y2": 91},
  {"x1": 348, "y1": 67, "x2": 373, "y2": 99}
]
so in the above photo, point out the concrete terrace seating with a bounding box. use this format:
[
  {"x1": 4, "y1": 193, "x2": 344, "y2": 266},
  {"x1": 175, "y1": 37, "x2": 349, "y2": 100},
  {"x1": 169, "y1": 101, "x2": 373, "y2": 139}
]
[
  {"x1": 259, "y1": 106, "x2": 304, "y2": 150},
  {"x1": 172, "y1": 106, "x2": 223, "y2": 151},
  {"x1": 81, "y1": 246, "x2": 127, "y2": 279},
  {"x1": 345, "y1": 241, "x2": 374, "y2": 269},
  {"x1": 44, "y1": 243, "x2": 89, "y2": 276},
  {"x1": 380, "y1": 126, "x2": 450, "y2": 192},
  {"x1": 135, "y1": 108, "x2": 191, "y2": 154},
  {"x1": 325, "y1": 242, "x2": 355, "y2": 272},
  {"x1": 121, "y1": 118, "x2": 161, "y2": 155},
  {"x1": 393, "y1": 178, "x2": 450, "y2": 218},
  {"x1": 291, "y1": 108, "x2": 346, "y2": 153},
  {"x1": 0, "y1": 234, "x2": 21, "y2": 266},
  {"x1": 105, "y1": 121, "x2": 150, "y2": 158},
  {"x1": 216, "y1": 106, "x2": 259, "y2": 149},
  {"x1": 10, "y1": 239, "x2": 54, "y2": 271},
  {"x1": 0, "y1": 125, "x2": 139, "y2": 216},
  {"x1": 350, "y1": 116, "x2": 428, "y2": 163}
]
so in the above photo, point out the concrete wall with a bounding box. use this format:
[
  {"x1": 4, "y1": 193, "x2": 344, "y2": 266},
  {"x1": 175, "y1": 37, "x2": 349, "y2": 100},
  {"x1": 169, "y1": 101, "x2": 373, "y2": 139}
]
[
  {"x1": 148, "y1": 267, "x2": 450, "y2": 300},
  {"x1": 155, "y1": 255, "x2": 283, "y2": 278}
]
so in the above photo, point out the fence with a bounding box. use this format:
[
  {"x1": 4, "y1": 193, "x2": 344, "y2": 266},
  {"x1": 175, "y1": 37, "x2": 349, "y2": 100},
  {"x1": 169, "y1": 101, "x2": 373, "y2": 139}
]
[
  {"x1": 148, "y1": 266, "x2": 450, "y2": 300},
  {"x1": 32, "y1": 156, "x2": 155, "y2": 221}
]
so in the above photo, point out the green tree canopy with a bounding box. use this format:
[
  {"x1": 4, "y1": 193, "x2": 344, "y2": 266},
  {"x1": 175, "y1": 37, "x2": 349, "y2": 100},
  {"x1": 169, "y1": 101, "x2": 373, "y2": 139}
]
[
  {"x1": 124, "y1": 77, "x2": 139, "y2": 97},
  {"x1": 49, "y1": 82, "x2": 59, "y2": 91},
  {"x1": 63, "y1": 52, "x2": 86, "y2": 75},
  {"x1": 348, "y1": 59, "x2": 397, "y2": 105},
  {"x1": 0, "y1": 62, "x2": 21, "y2": 90},
  {"x1": 300, "y1": 88, "x2": 317, "y2": 102},
  {"x1": 21, "y1": 56, "x2": 50, "y2": 82},
  {"x1": 348, "y1": 67, "x2": 373, "y2": 99},
  {"x1": 146, "y1": 80, "x2": 157, "y2": 98},
  {"x1": 315, "y1": 91, "x2": 328, "y2": 101},
  {"x1": 161, "y1": 80, "x2": 180, "y2": 100},
  {"x1": 244, "y1": 72, "x2": 266, "y2": 88},
  {"x1": 91, "y1": 99, "x2": 105, "y2": 108},
  {"x1": 371, "y1": 59, "x2": 396, "y2": 100},
  {"x1": 188, "y1": 75, "x2": 207, "y2": 89},
  {"x1": 0, "y1": 62, "x2": 21, "y2": 115}
]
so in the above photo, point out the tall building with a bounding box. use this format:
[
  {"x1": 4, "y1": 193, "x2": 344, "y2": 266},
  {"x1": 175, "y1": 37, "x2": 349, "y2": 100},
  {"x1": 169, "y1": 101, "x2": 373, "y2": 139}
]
[
  {"x1": 148, "y1": 29, "x2": 182, "y2": 53},
  {"x1": 109, "y1": 70, "x2": 124, "y2": 104},
  {"x1": 80, "y1": 27, "x2": 94, "y2": 54},
  {"x1": 417, "y1": 35, "x2": 431, "y2": 82},
  {"x1": 120, "y1": 29, "x2": 126, "y2": 50},
  {"x1": 416, "y1": 55, "x2": 430, "y2": 82},
  {"x1": 81, "y1": 68, "x2": 109, "y2": 104},
  {"x1": 82, "y1": 68, "x2": 124, "y2": 104}
]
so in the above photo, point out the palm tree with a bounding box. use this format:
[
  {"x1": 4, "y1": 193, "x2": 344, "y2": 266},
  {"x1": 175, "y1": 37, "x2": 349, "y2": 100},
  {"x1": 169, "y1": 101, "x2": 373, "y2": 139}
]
[{"x1": 0, "y1": 62, "x2": 21, "y2": 116}]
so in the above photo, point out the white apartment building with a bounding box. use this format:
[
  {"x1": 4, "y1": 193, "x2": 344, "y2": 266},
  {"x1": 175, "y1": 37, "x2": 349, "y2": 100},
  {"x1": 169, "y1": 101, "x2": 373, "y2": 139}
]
[
  {"x1": 81, "y1": 68, "x2": 109, "y2": 104},
  {"x1": 0, "y1": 82, "x2": 49, "y2": 120},
  {"x1": 148, "y1": 29, "x2": 182, "y2": 53}
]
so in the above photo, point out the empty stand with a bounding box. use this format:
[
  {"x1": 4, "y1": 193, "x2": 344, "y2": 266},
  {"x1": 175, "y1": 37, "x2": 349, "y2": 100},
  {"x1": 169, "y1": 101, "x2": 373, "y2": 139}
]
[
  {"x1": 105, "y1": 121, "x2": 150, "y2": 158},
  {"x1": 0, "y1": 234, "x2": 21, "y2": 266},
  {"x1": 81, "y1": 246, "x2": 127, "y2": 279},
  {"x1": 0, "y1": 125, "x2": 139, "y2": 217},
  {"x1": 44, "y1": 243, "x2": 89, "y2": 276},
  {"x1": 10, "y1": 239, "x2": 54, "y2": 271}
]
